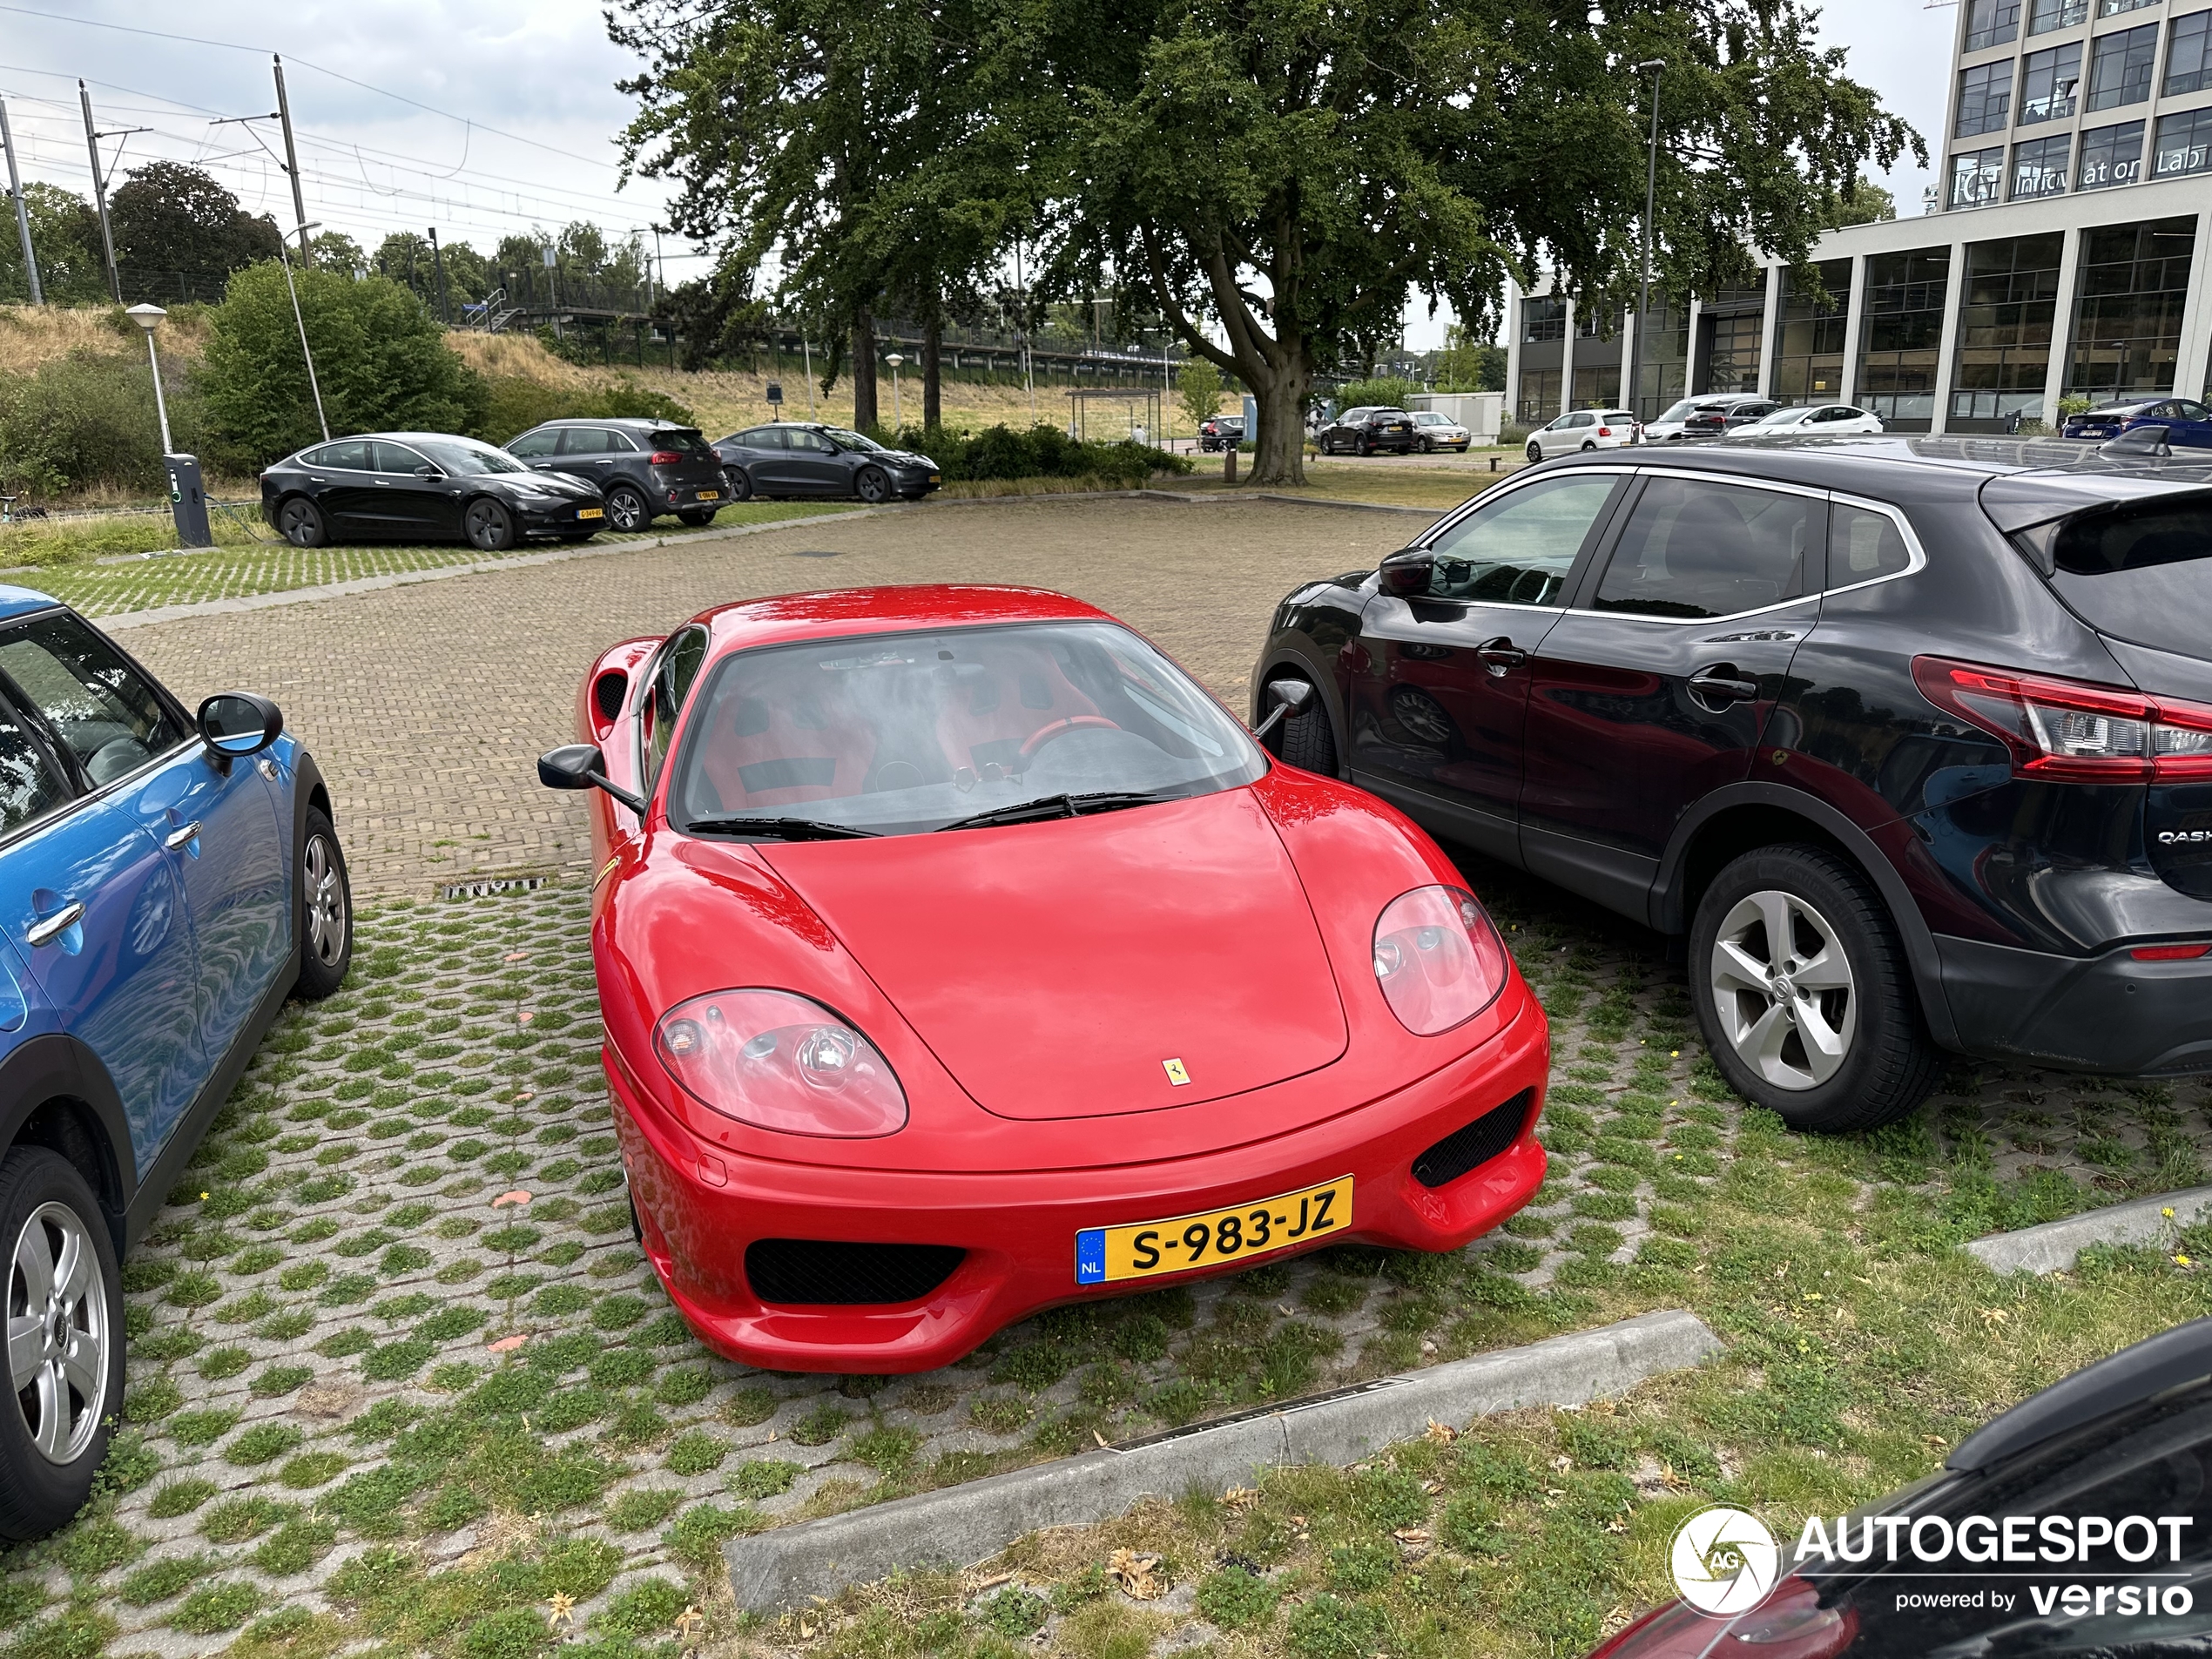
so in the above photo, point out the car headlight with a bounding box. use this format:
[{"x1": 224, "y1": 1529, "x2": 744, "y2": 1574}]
[
  {"x1": 653, "y1": 988, "x2": 907, "y2": 1136},
  {"x1": 1371, "y1": 886, "x2": 1508, "y2": 1035}
]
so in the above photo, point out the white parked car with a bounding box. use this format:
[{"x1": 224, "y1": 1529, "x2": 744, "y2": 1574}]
[
  {"x1": 1524, "y1": 408, "x2": 1641, "y2": 462},
  {"x1": 1410, "y1": 410, "x2": 1472, "y2": 452},
  {"x1": 1642, "y1": 396, "x2": 1736, "y2": 442},
  {"x1": 1725, "y1": 402, "x2": 1885, "y2": 439}
]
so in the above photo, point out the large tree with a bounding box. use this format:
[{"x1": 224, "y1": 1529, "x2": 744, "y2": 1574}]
[
  {"x1": 1022, "y1": 0, "x2": 1919, "y2": 482},
  {"x1": 110, "y1": 161, "x2": 280, "y2": 301}
]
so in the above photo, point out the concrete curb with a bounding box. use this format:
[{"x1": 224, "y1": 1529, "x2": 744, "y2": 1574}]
[
  {"x1": 1967, "y1": 1184, "x2": 2212, "y2": 1275},
  {"x1": 723, "y1": 1307, "x2": 1720, "y2": 1612}
]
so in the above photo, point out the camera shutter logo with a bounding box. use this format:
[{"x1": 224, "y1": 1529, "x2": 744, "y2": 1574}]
[{"x1": 1670, "y1": 1507, "x2": 1781, "y2": 1616}]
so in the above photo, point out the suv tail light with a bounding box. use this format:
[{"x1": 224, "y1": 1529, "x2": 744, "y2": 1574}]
[
  {"x1": 649, "y1": 450, "x2": 685, "y2": 465},
  {"x1": 1912, "y1": 657, "x2": 2212, "y2": 782}
]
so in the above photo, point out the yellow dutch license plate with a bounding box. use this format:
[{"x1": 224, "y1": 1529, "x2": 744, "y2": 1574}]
[
  {"x1": 1075, "y1": 1176, "x2": 1352, "y2": 1285},
  {"x1": 928, "y1": 472, "x2": 941, "y2": 482},
  {"x1": 577, "y1": 507, "x2": 604, "y2": 519},
  {"x1": 697, "y1": 489, "x2": 721, "y2": 501}
]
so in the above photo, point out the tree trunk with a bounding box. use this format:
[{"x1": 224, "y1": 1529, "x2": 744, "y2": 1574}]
[
  {"x1": 853, "y1": 307, "x2": 879, "y2": 431},
  {"x1": 1247, "y1": 348, "x2": 1310, "y2": 487},
  {"x1": 921, "y1": 313, "x2": 942, "y2": 432}
]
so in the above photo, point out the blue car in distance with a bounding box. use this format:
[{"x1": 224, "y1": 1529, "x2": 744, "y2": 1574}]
[
  {"x1": 0, "y1": 587, "x2": 352, "y2": 1536},
  {"x1": 2062, "y1": 395, "x2": 2212, "y2": 446}
]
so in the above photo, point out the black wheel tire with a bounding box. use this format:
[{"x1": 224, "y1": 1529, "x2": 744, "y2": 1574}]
[
  {"x1": 1358, "y1": 438, "x2": 1374, "y2": 456},
  {"x1": 1689, "y1": 844, "x2": 1939, "y2": 1134},
  {"x1": 1580, "y1": 440, "x2": 1597, "y2": 452},
  {"x1": 295, "y1": 807, "x2": 353, "y2": 1000},
  {"x1": 1526, "y1": 442, "x2": 1542, "y2": 463},
  {"x1": 677, "y1": 508, "x2": 716, "y2": 526},
  {"x1": 0, "y1": 1148, "x2": 124, "y2": 1541},
  {"x1": 855, "y1": 467, "x2": 891, "y2": 504},
  {"x1": 463, "y1": 499, "x2": 516, "y2": 551},
  {"x1": 605, "y1": 487, "x2": 651, "y2": 532},
  {"x1": 1276, "y1": 681, "x2": 1339, "y2": 776},
  {"x1": 723, "y1": 469, "x2": 753, "y2": 502},
  {"x1": 277, "y1": 497, "x2": 327, "y2": 549}
]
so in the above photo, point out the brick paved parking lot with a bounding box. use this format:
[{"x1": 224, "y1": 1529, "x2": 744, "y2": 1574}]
[{"x1": 6, "y1": 497, "x2": 2210, "y2": 1659}]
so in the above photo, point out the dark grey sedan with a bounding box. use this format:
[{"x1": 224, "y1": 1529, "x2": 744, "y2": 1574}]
[
  {"x1": 504, "y1": 417, "x2": 731, "y2": 531},
  {"x1": 713, "y1": 423, "x2": 941, "y2": 503}
]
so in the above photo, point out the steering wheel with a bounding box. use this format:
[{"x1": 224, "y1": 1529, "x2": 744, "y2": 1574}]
[{"x1": 1019, "y1": 715, "x2": 1123, "y2": 762}]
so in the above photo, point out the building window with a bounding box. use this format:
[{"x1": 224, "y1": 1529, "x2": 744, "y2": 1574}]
[
  {"x1": 1516, "y1": 370, "x2": 1561, "y2": 425},
  {"x1": 1629, "y1": 297, "x2": 1688, "y2": 421},
  {"x1": 2019, "y1": 43, "x2": 2084, "y2": 121},
  {"x1": 2079, "y1": 118, "x2": 2148, "y2": 185},
  {"x1": 2098, "y1": 0, "x2": 2160, "y2": 13},
  {"x1": 2030, "y1": 0, "x2": 2089, "y2": 27},
  {"x1": 1771, "y1": 260, "x2": 1852, "y2": 404},
  {"x1": 1951, "y1": 145, "x2": 2008, "y2": 206},
  {"x1": 1702, "y1": 310, "x2": 1764, "y2": 395},
  {"x1": 2087, "y1": 24, "x2": 2161, "y2": 107},
  {"x1": 1572, "y1": 364, "x2": 1622, "y2": 408},
  {"x1": 2066, "y1": 215, "x2": 2195, "y2": 401},
  {"x1": 2013, "y1": 133, "x2": 2074, "y2": 195},
  {"x1": 2168, "y1": 10, "x2": 2212, "y2": 94},
  {"x1": 2152, "y1": 105, "x2": 2212, "y2": 175},
  {"x1": 1575, "y1": 307, "x2": 1617, "y2": 340},
  {"x1": 1966, "y1": 0, "x2": 2025, "y2": 48},
  {"x1": 1521, "y1": 295, "x2": 1565, "y2": 344},
  {"x1": 1950, "y1": 233, "x2": 2064, "y2": 427},
  {"x1": 1858, "y1": 246, "x2": 1952, "y2": 430},
  {"x1": 1956, "y1": 61, "x2": 2014, "y2": 136}
]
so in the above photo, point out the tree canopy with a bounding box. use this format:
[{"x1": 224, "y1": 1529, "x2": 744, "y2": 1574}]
[{"x1": 111, "y1": 162, "x2": 280, "y2": 300}]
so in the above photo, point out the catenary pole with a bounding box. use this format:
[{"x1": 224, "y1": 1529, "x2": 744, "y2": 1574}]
[
  {"x1": 0, "y1": 97, "x2": 40, "y2": 303},
  {"x1": 78, "y1": 82, "x2": 121, "y2": 301},
  {"x1": 273, "y1": 57, "x2": 313, "y2": 267}
]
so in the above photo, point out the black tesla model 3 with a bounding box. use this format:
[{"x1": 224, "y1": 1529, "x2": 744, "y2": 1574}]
[{"x1": 260, "y1": 434, "x2": 607, "y2": 550}]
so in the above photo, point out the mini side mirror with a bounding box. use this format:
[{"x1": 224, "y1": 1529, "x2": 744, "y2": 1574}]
[
  {"x1": 198, "y1": 692, "x2": 282, "y2": 764},
  {"x1": 537, "y1": 744, "x2": 647, "y2": 815},
  {"x1": 1379, "y1": 549, "x2": 1433, "y2": 598}
]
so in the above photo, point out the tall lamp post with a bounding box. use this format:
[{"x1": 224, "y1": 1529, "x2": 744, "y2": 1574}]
[
  {"x1": 884, "y1": 351, "x2": 906, "y2": 431},
  {"x1": 1627, "y1": 58, "x2": 1667, "y2": 422},
  {"x1": 126, "y1": 304, "x2": 173, "y2": 455},
  {"x1": 277, "y1": 220, "x2": 330, "y2": 442},
  {"x1": 127, "y1": 302, "x2": 212, "y2": 548}
]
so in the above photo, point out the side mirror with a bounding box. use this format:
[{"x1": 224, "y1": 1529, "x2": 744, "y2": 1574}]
[
  {"x1": 538, "y1": 744, "x2": 647, "y2": 815},
  {"x1": 415, "y1": 466, "x2": 444, "y2": 480},
  {"x1": 1379, "y1": 549, "x2": 1434, "y2": 598},
  {"x1": 1251, "y1": 678, "x2": 1318, "y2": 742},
  {"x1": 199, "y1": 692, "x2": 282, "y2": 765}
]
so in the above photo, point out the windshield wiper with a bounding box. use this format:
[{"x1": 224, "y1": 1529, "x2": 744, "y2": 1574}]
[
  {"x1": 935, "y1": 792, "x2": 1170, "y2": 833},
  {"x1": 685, "y1": 816, "x2": 880, "y2": 841}
]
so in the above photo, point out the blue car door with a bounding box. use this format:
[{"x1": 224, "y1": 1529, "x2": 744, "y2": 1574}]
[
  {"x1": 0, "y1": 683, "x2": 201, "y2": 1170},
  {"x1": 2165, "y1": 398, "x2": 2212, "y2": 449},
  {"x1": 0, "y1": 611, "x2": 290, "y2": 1150}
]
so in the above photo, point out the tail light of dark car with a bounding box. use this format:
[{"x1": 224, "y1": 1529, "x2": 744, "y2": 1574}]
[
  {"x1": 1913, "y1": 657, "x2": 2212, "y2": 782},
  {"x1": 649, "y1": 450, "x2": 685, "y2": 466}
]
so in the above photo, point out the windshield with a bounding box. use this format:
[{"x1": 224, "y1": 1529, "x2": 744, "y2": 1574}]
[
  {"x1": 820, "y1": 428, "x2": 883, "y2": 452},
  {"x1": 669, "y1": 620, "x2": 1266, "y2": 838},
  {"x1": 1654, "y1": 400, "x2": 1698, "y2": 424},
  {"x1": 414, "y1": 438, "x2": 529, "y2": 475},
  {"x1": 1757, "y1": 408, "x2": 1813, "y2": 426}
]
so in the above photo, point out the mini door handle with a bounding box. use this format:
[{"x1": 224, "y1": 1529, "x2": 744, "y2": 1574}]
[
  {"x1": 165, "y1": 820, "x2": 202, "y2": 850},
  {"x1": 26, "y1": 904, "x2": 84, "y2": 948},
  {"x1": 1689, "y1": 671, "x2": 1761, "y2": 703},
  {"x1": 1474, "y1": 637, "x2": 1527, "y2": 675}
]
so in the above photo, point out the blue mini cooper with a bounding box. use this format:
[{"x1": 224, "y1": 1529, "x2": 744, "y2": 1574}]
[{"x1": 0, "y1": 587, "x2": 351, "y2": 1536}]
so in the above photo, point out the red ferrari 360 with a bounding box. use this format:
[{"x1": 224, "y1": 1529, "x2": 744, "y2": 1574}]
[{"x1": 538, "y1": 585, "x2": 1548, "y2": 1372}]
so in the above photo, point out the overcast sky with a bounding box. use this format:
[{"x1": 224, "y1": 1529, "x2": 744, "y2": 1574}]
[{"x1": 0, "y1": 0, "x2": 1951, "y2": 340}]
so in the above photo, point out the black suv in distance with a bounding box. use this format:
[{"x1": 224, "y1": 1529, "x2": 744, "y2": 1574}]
[
  {"x1": 1681, "y1": 395, "x2": 1779, "y2": 438},
  {"x1": 504, "y1": 418, "x2": 730, "y2": 531},
  {"x1": 1251, "y1": 437, "x2": 2212, "y2": 1131},
  {"x1": 1318, "y1": 408, "x2": 1419, "y2": 455}
]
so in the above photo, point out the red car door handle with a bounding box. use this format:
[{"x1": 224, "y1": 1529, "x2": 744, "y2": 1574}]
[{"x1": 1474, "y1": 637, "x2": 1527, "y2": 675}]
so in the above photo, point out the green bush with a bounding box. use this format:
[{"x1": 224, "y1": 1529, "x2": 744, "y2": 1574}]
[
  {"x1": 475, "y1": 376, "x2": 693, "y2": 445},
  {"x1": 0, "y1": 347, "x2": 210, "y2": 499},
  {"x1": 1332, "y1": 376, "x2": 1422, "y2": 412},
  {"x1": 865, "y1": 422, "x2": 1191, "y2": 487}
]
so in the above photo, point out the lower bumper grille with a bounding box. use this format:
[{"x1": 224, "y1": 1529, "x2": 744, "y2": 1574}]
[
  {"x1": 745, "y1": 1238, "x2": 967, "y2": 1306},
  {"x1": 1411, "y1": 1089, "x2": 1535, "y2": 1190}
]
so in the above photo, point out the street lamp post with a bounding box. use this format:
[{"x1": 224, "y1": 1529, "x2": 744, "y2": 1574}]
[
  {"x1": 126, "y1": 303, "x2": 173, "y2": 455},
  {"x1": 276, "y1": 220, "x2": 330, "y2": 442},
  {"x1": 1628, "y1": 58, "x2": 1667, "y2": 423},
  {"x1": 884, "y1": 352, "x2": 906, "y2": 430},
  {"x1": 127, "y1": 301, "x2": 212, "y2": 548}
]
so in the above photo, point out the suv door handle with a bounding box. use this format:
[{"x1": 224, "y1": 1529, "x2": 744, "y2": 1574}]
[
  {"x1": 26, "y1": 903, "x2": 84, "y2": 948},
  {"x1": 1689, "y1": 667, "x2": 1762, "y2": 703},
  {"x1": 1474, "y1": 637, "x2": 1527, "y2": 676}
]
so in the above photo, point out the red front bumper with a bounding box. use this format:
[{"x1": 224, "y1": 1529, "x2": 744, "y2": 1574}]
[{"x1": 608, "y1": 997, "x2": 1548, "y2": 1372}]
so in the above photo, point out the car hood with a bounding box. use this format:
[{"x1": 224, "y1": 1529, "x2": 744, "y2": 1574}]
[
  {"x1": 869, "y1": 448, "x2": 937, "y2": 469},
  {"x1": 758, "y1": 789, "x2": 1350, "y2": 1121}
]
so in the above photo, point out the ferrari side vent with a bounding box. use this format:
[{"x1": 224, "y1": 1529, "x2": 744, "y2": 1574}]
[
  {"x1": 1411, "y1": 1089, "x2": 1534, "y2": 1190},
  {"x1": 745, "y1": 1239, "x2": 967, "y2": 1306}
]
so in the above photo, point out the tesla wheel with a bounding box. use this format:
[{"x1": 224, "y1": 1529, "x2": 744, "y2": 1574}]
[
  {"x1": 724, "y1": 469, "x2": 753, "y2": 502},
  {"x1": 1277, "y1": 680, "x2": 1339, "y2": 776},
  {"x1": 855, "y1": 467, "x2": 892, "y2": 504},
  {"x1": 277, "y1": 497, "x2": 327, "y2": 548},
  {"x1": 0, "y1": 1149, "x2": 123, "y2": 1541},
  {"x1": 677, "y1": 508, "x2": 717, "y2": 527},
  {"x1": 1526, "y1": 442, "x2": 1542, "y2": 463},
  {"x1": 464, "y1": 500, "x2": 516, "y2": 552},
  {"x1": 295, "y1": 807, "x2": 353, "y2": 1000},
  {"x1": 1690, "y1": 845, "x2": 1938, "y2": 1134},
  {"x1": 605, "y1": 486, "x2": 650, "y2": 532}
]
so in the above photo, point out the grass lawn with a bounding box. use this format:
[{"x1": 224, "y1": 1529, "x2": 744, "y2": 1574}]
[
  {"x1": 1180, "y1": 459, "x2": 1518, "y2": 515},
  {"x1": 5, "y1": 502, "x2": 858, "y2": 619}
]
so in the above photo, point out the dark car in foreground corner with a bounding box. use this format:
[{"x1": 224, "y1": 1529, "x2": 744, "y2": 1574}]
[
  {"x1": 711, "y1": 422, "x2": 941, "y2": 504},
  {"x1": 505, "y1": 417, "x2": 730, "y2": 532},
  {"x1": 0, "y1": 590, "x2": 351, "y2": 1535},
  {"x1": 261, "y1": 434, "x2": 605, "y2": 550},
  {"x1": 1252, "y1": 436, "x2": 2212, "y2": 1133},
  {"x1": 2063, "y1": 396, "x2": 2212, "y2": 448},
  {"x1": 1588, "y1": 1316, "x2": 2212, "y2": 1657},
  {"x1": 1318, "y1": 408, "x2": 1419, "y2": 455}
]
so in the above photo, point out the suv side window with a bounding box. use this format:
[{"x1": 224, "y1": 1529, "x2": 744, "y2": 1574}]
[
  {"x1": 0, "y1": 693, "x2": 71, "y2": 834},
  {"x1": 1421, "y1": 473, "x2": 1622, "y2": 604},
  {"x1": 506, "y1": 430, "x2": 557, "y2": 459},
  {"x1": 557, "y1": 428, "x2": 614, "y2": 457},
  {"x1": 1591, "y1": 477, "x2": 1822, "y2": 618},
  {"x1": 0, "y1": 612, "x2": 189, "y2": 786},
  {"x1": 1828, "y1": 501, "x2": 1914, "y2": 585},
  {"x1": 640, "y1": 626, "x2": 711, "y2": 792}
]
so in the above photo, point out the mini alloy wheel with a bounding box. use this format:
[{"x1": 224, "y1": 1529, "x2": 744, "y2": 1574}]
[
  {"x1": 605, "y1": 487, "x2": 650, "y2": 532},
  {"x1": 464, "y1": 499, "x2": 516, "y2": 551},
  {"x1": 1708, "y1": 888, "x2": 1856, "y2": 1091},
  {"x1": 7, "y1": 1201, "x2": 109, "y2": 1467},
  {"x1": 296, "y1": 808, "x2": 354, "y2": 999}
]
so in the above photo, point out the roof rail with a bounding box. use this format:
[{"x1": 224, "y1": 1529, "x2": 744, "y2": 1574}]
[{"x1": 1947, "y1": 1317, "x2": 2212, "y2": 1474}]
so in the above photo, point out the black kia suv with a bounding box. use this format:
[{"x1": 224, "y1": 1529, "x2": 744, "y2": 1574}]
[
  {"x1": 504, "y1": 417, "x2": 731, "y2": 531},
  {"x1": 1251, "y1": 436, "x2": 2212, "y2": 1131}
]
